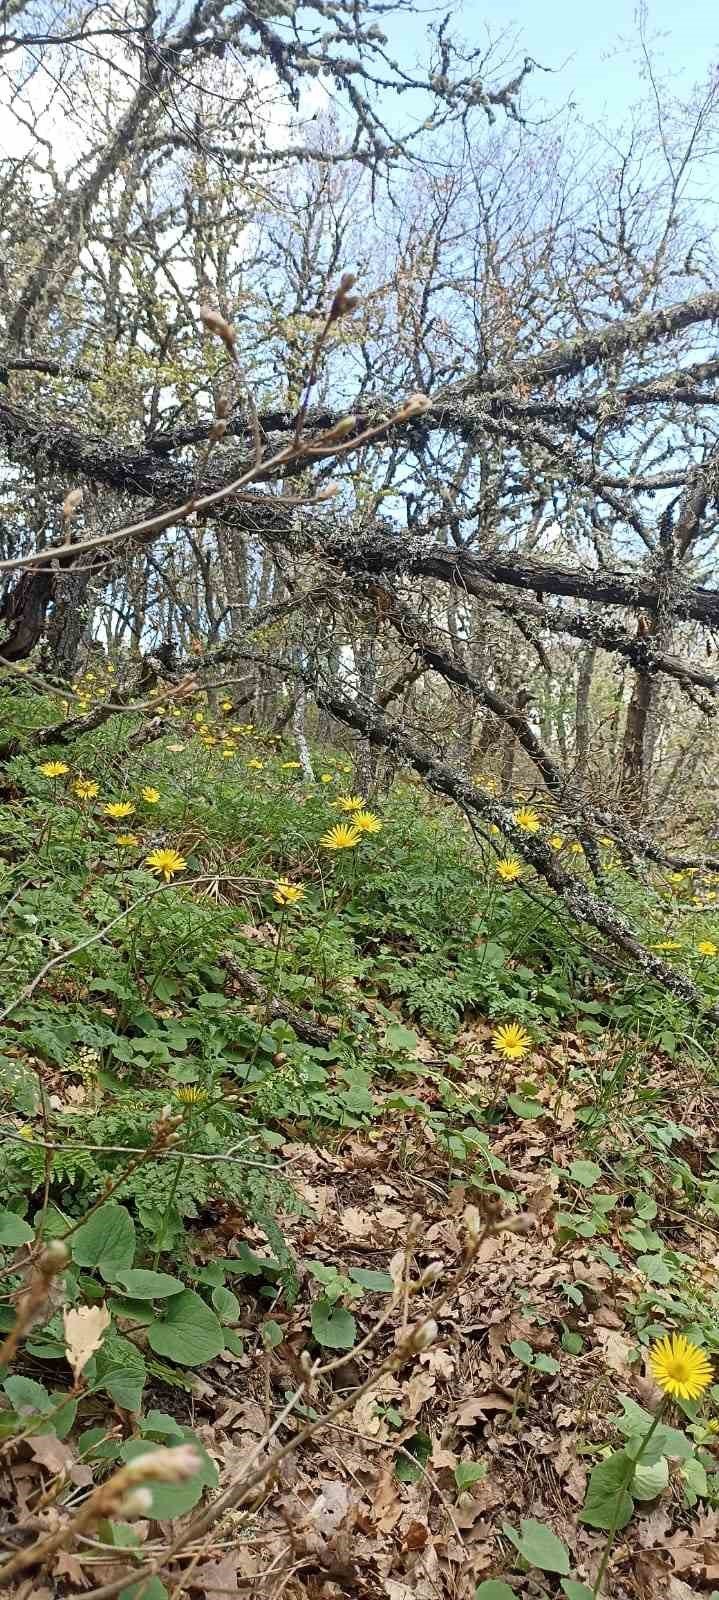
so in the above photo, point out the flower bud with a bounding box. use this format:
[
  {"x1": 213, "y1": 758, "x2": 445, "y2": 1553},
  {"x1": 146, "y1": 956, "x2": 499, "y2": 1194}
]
[{"x1": 409, "y1": 1318, "x2": 438, "y2": 1352}]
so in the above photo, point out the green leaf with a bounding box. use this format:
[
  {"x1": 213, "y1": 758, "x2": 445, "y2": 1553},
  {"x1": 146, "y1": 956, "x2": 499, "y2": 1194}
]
[
  {"x1": 509, "y1": 1339, "x2": 534, "y2": 1367},
  {"x1": 561, "y1": 1330, "x2": 584, "y2": 1355},
  {"x1": 455, "y1": 1460, "x2": 487, "y2": 1492},
  {"x1": 311, "y1": 1297, "x2": 356, "y2": 1350},
  {"x1": 119, "y1": 1433, "x2": 217, "y2": 1520},
  {"x1": 3, "y1": 1376, "x2": 50, "y2": 1413},
  {"x1": 633, "y1": 1455, "x2": 669, "y2": 1500},
  {"x1": 636, "y1": 1254, "x2": 671, "y2": 1284},
  {"x1": 71, "y1": 1203, "x2": 135, "y2": 1278},
  {"x1": 348, "y1": 1267, "x2": 394, "y2": 1293},
  {"x1": 109, "y1": 1270, "x2": 184, "y2": 1299},
  {"x1": 96, "y1": 1336, "x2": 146, "y2": 1411},
  {"x1": 148, "y1": 1290, "x2": 225, "y2": 1367},
  {"x1": 579, "y1": 1450, "x2": 635, "y2": 1531},
  {"x1": 0, "y1": 1211, "x2": 34, "y2": 1246},
  {"x1": 395, "y1": 1431, "x2": 431, "y2": 1483},
  {"x1": 212, "y1": 1286, "x2": 240, "y2": 1323},
  {"x1": 534, "y1": 1353, "x2": 561, "y2": 1375},
  {"x1": 120, "y1": 1580, "x2": 168, "y2": 1600},
  {"x1": 261, "y1": 1320, "x2": 284, "y2": 1350},
  {"x1": 96, "y1": 1520, "x2": 142, "y2": 1551},
  {"x1": 568, "y1": 1160, "x2": 601, "y2": 1188},
  {"x1": 384, "y1": 1023, "x2": 419, "y2": 1053},
  {"x1": 561, "y1": 1583, "x2": 593, "y2": 1600},
  {"x1": 680, "y1": 1455, "x2": 708, "y2": 1502},
  {"x1": 503, "y1": 1518, "x2": 570, "y2": 1574},
  {"x1": 475, "y1": 1585, "x2": 515, "y2": 1600},
  {"x1": 507, "y1": 1095, "x2": 544, "y2": 1119}
]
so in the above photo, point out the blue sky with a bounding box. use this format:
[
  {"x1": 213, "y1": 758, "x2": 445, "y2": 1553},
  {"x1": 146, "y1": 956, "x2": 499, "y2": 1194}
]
[{"x1": 392, "y1": 0, "x2": 718, "y2": 125}]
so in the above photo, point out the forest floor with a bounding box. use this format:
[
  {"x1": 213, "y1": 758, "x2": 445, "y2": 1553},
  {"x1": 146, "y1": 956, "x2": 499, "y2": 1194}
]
[{"x1": 1, "y1": 677, "x2": 719, "y2": 1599}]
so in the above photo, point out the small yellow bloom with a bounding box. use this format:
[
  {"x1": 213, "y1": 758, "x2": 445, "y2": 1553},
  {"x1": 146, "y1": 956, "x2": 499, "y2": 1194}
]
[
  {"x1": 320, "y1": 823, "x2": 361, "y2": 851},
  {"x1": 220, "y1": 747, "x2": 236, "y2": 759},
  {"x1": 496, "y1": 858, "x2": 522, "y2": 883},
  {"x1": 492, "y1": 1022, "x2": 531, "y2": 1061},
  {"x1": 697, "y1": 940, "x2": 718, "y2": 957},
  {"x1": 140, "y1": 787, "x2": 160, "y2": 804},
  {"x1": 145, "y1": 847, "x2": 187, "y2": 881},
  {"x1": 221, "y1": 700, "x2": 233, "y2": 712},
  {"x1": 73, "y1": 779, "x2": 98, "y2": 800},
  {"x1": 176, "y1": 1085, "x2": 209, "y2": 1105},
  {"x1": 247, "y1": 758, "x2": 264, "y2": 770},
  {"x1": 115, "y1": 833, "x2": 139, "y2": 848},
  {"x1": 193, "y1": 713, "x2": 205, "y2": 724},
  {"x1": 320, "y1": 773, "x2": 334, "y2": 783},
  {"x1": 548, "y1": 834, "x2": 564, "y2": 850},
  {"x1": 670, "y1": 872, "x2": 685, "y2": 884},
  {"x1": 651, "y1": 939, "x2": 682, "y2": 951},
  {"x1": 353, "y1": 810, "x2": 382, "y2": 834},
  {"x1": 39, "y1": 760, "x2": 69, "y2": 778},
  {"x1": 273, "y1": 878, "x2": 305, "y2": 906},
  {"x1": 337, "y1": 794, "x2": 364, "y2": 813},
  {"x1": 104, "y1": 801, "x2": 135, "y2": 819},
  {"x1": 513, "y1": 807, "x2": 540, "y2": 833},
  {"x1": 649, "y1": 1333, "x2": 712, "y2": 1400},
  {"x1": 569, "y1": 841, "x2": 584, "y2": 854},
  {"x1": 281, "y1": 761, "x2": 302, "y2": 770}
]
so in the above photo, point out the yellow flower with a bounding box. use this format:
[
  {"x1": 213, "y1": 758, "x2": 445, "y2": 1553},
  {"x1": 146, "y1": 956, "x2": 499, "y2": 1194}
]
[
  {"x1": 513, "y1": 807, "x2": 540, "y2": 833},
  {"x1": 496, "y1": 858, "x2": 522, "y2": 883},
  {"x1": 73, "y1": 779, "x2": 98, "y2": 800},
  {"x1": 140, "y1": 787, "x2": 160, "y2": 804},
  {"x1": 273, "y1": 878, "x2": 305, "y2": 906},
  {"x1": 649, "y1": 1333, "x2": 712, "y2": 1400},
  {"x1": 569, "y1": 842, "x2": 584, "y2": 855},
  {"x1": 248, "y1": 758, "x2": 264, "y2": 771},
  {"x1": 145, "y1": 847, "x2": 187, "y2": 881},
  {"x1": 337, "y1": 795, "x2": 364, "y2": 813},
  {"x1": 697, "y1": 940, "x2": 719, "y2": 957},
  {"x1": 39, "y1": 760, "x2": 69, "y2": 778},
  {"x1": 320, "y1": 823, "x2": 361, "y2": 851},
  {"x1": 599, "y1": 835, "x2": 614, "y2": 847},
  {"x1": 492, "y1": 1022, "x2": 531, "y2": 1061},
  {"x1": 176, "y1": 1085, "x2": 209, "y2": 1105},
  {"x1": 220, "y1": 747, "x2": 236, "y2": 759},
  {"x1": 651, "y1": 939, "x2": 682, "y2": 951},
  {"x1": 670, "y1": 872, "x2": 685, "y2": 884},
  {"x1": 282, "y1": 761, "x2": 302, "y2": 770},
  {"x1": 115, "y1": 833, "x2": 139, "y2": 848},
  {"x1": 193, "y1": 713, "x2": 205, "y2": 724},
  {"x1": 104, "y1": 801, "x2": 135, "y2": 819},
  {"x1": 320, "y1": 773, "x2": 334, "y2": 783},
  {"x1": 353, "y1": 810, "x2": 382, "y2": 834},
  {"x1": 548, "y1": 834, "x2": 564, "y2": 850},
  {"x1": 221, "y1": 700, "x2": 233, "y2": 711}
]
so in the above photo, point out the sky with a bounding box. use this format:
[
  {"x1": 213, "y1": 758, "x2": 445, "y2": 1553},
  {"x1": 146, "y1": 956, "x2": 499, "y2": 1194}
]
[{"x1": 389, "y1": 0, "x2": 718, "y2": 126}]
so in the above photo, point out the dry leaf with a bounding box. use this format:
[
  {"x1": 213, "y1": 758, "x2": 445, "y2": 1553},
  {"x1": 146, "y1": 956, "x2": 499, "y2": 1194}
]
[
  {"x1": 341, "y1": 1206, "x2": 375, "y2": 1238},
  {"x1": 63, "y1": 1303, "x2": 111, "y2": 1380}
]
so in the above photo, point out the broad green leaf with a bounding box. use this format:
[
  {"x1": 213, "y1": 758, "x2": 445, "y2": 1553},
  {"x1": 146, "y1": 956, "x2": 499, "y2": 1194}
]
[
  {"x1": 384, "y1": 1023, "x2": 418, "y2": 1053},
  {"x1": 3, "y1": 1376, "x2": 50, "y2": 1413},
  {"x1": 148, "y1": 1290, "x2": 225, "y2": 1367},
  {"x1": 0, "y1": 1211, "x2": 34, "y2": 1246},
  {"x1": 561, "y1": 1583, "x2": 593, "y2": 1600},
  {"x1": 507, "y1": 1095, "x2": 544, "y2": 1120},
  {"x1": 633, "y1": 1455, "x2": 669, "y2": 1499},
  {"x1": 120, "y1": 1580, "x2": 168, "y2": 1600},
  {"x1": 636, "y1": 1254, "x2": 672, "y2": 1285},
  {"x1": 475, "y1": 1585, "x2": 515, "y2": 1600},
  {"x1": 509, "y1": 1339, "x2": 533, "y2": 1366},
  {"x1": 503, "y1": 1517, "x2": 570, "y2": 1574},
  {"x1": 395, "y1": 1430, "x2": 431, "y2": 1483},
  {"x1": 579, "y1": 1450, "x2": 635, "y2": 1531},
  {"x1": 261, "y1": 1320, "x2": 284, "y2": 1350},
  {"x1": 109, "y1": 1270, "x2": 184, "y2": 1299},
  {"x1": 561, "y1": 1329, "x2": 584, "y2": 1355},
  {"x1": 348, "y1": 1267, "x2": 394, "y2": 1293},
  {"x1": 212, "y1": 1286, "x2": 240, "y2": 1322},
  {"x1": 680, "y1": 1455, "x2": 708, "y2": 1501},
  {"x1": 71, "y1": 1203, "x2": 135, "y2": 1277},
  {"x1": 568, "y1": 1160, "x2": 601, "y2": 1188},
  {"x1": 96, "y1": 1520, "x2": 142, "y2": 1550},
  {"x1": 96, "y1": 1336, "x2": 146, "y2": 1411},
  {"x1": 311, "y1": 1297, "x2": 356, "y2": 1350},
  {"x1": 119, "y1": 1433, "x2": 217, "y2": 1520},
  {"x1": 534, "y1": 1353, "x2": 561, "y2": 1375},
  {"x1": 455, "y1": 1460, "x2": 487, "y2": 1492}
]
